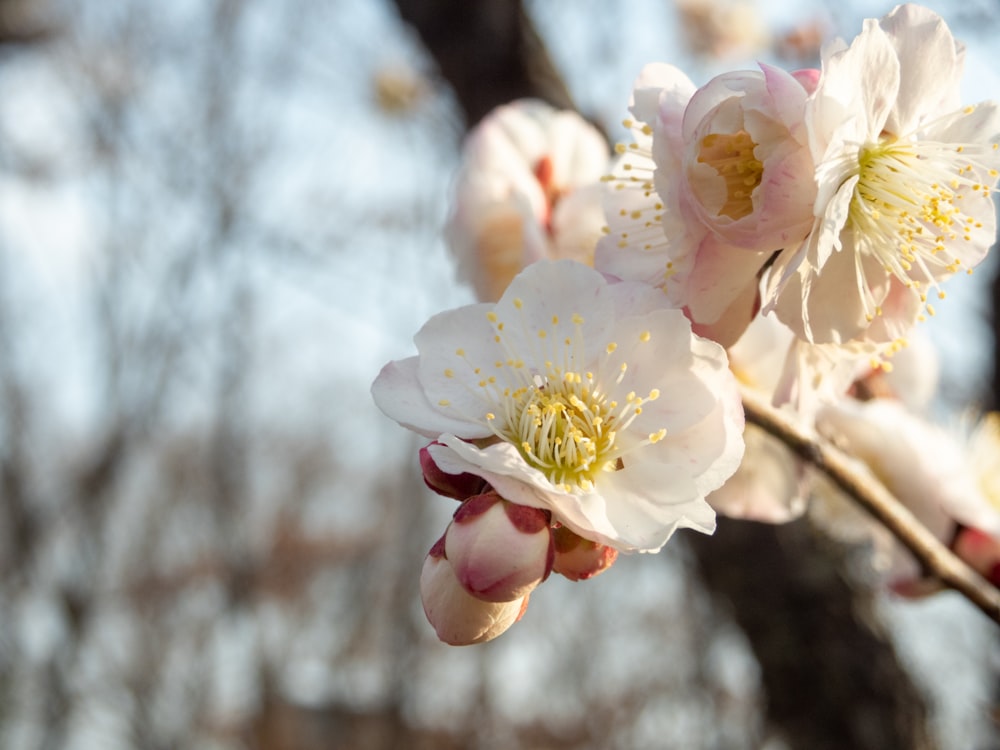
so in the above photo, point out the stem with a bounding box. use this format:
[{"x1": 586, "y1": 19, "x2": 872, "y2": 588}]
[{"x1": 740, "y1": 385, "x2": 1000, "y2": 625}]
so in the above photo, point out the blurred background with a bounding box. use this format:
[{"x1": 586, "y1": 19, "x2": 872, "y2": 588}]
[{"x1": 1, "y1": 0, "x2": 999, "y2": 748}]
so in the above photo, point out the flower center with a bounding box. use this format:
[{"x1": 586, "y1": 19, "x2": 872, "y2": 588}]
[
  {"x1": 502, "y1": 374, "x2": 620, "y2": 489},
  {"x1": 458, "y1": 306, "x2": 666, "y2": 492},
  {"x1": 697, "y1": 130, "x2": 764, "y2": 220},
  {"x1": 488, "y1": 365, "x2": 663, "y2": 492},
  {"x1": 847, "y1": 136, "x2": 995, "y2": 306}
]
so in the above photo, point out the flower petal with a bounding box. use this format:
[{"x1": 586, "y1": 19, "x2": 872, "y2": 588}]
[{"x1": 372, "y1": 357, "x2": 489, "y2": 439}]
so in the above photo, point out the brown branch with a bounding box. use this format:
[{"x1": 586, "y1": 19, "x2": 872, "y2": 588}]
[
  {"x1": 388, "y1": 0, "x2": 575, "y2": 127},
  {"x1": 741, "y1": 385, "x2": 1000, "y2": 625}
]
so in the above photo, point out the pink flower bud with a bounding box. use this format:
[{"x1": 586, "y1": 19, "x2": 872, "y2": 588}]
[
  {"x1": 551, "y1": 526, "x2": 618, "y2": 581},
  {"x1": 420, "y1": 442, "x2": 487, "y2": 500},
  {"x1": 420, "y1": 536, "x2": 528, "y2": 646},
  {"x1": 445, "y1": 492, "x2": 553, "y2": 602},
  {"x1": 953, "y1": 527, "x2": 1000, "y2": 587}
]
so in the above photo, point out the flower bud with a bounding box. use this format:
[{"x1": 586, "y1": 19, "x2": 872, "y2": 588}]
[
  {"x1": 953, "y1": 527, "x2": 1000, "y2": 587},
  {"x1": 445, "y1": 492, "x2": 553, "y2": 602},
  {"x1": 552, "y1": 526, "x2": 618, "y2": 581},
  {"x1": 420, "y1": 442, "x2": 487, "y2": 500},
  {"x1": 420, "y1": 537, "x2": 528, "y2": 646}
]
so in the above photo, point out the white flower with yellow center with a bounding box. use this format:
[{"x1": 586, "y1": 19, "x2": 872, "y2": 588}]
[
  {"x1": 372, "y1": 260, "x2": 745, "y2": 552},
  {"x1": 765, "y1": 4, "x2": 1000, "y2": 345}
]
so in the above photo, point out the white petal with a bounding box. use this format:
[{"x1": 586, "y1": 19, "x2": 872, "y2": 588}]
[
  {"x1": 810, "y1": 20, "x2": 899, "y2": 156},
  {"x1": 414, "y1": 303, "x2": 506, "y2": 426},
  {"x1": 879, "y1": 4, "x2": 963, "y2": 135},
  {"x1": 372, "y1": 358, "x2": 489, "y2": 439}
]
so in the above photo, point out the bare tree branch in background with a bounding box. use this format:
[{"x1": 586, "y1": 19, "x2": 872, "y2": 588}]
[
  {"x1": 389, "y1": 0, "x2": 575, "y2": 126},
  {"x1": 688, "y1": 518, "x2": 935, "y2": 750}
]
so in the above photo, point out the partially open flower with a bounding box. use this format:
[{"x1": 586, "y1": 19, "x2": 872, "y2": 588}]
[
  {"x1": 445, "y1": 492, "x2": 553, "y2": 602},
  {"x1": 597, "y1": 63, "x2": 816, "y2": 347},
  {"x1": 551, "y1": 526, "x2": 618, "y2": 581},
  {"x1": 419, "y1": 537, "x2": 529, "y2": 646}
]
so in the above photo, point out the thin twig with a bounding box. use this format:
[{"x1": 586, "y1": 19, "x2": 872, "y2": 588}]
[{"x1": 740, "y1": 385, "x2": 1000, "y2": 625}]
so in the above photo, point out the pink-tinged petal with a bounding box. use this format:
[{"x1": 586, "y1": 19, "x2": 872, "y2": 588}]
[
  {"x1": 446, "y1": 493, "x2": 553, "y2": 602},
  {"x1": 879, "y1": 4, "x2": 963, "y2": 135},
  {"x1": 420, "y1": 543, "x2": 528, "y2": 645},
  {"x1": 684, "y1": 235, "x2": 769, "y2": 326},
  {"x1": 552, "y1": 526, "x2": 618, "y2": 581},
  {"x1": 372, "y1": 358, "x2": 487, "y2": 439},
  {"x1": 689, "y1": 275, "x2": 759, "y2": 350},
  {"x1": 791, "y1": 68, "x2": 820, "y2": 95},
  {"x1": 629, "y1": 63, "x2": 694, "y2": 165}
]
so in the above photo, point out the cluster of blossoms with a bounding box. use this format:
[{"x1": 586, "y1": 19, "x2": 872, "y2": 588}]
[{"x1": 373, "y1": 4, "x2": 1000, "y2": 644}]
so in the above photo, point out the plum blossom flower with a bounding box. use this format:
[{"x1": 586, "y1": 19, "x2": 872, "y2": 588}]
[
  {"x1": 447, "y1": 100, "x2": 610, "y2": 302},
  {"x1": 371, "y1": 259, "x2": 745, "y2": 552},
  {"x1": 597, "y1": 62, "x2": 816, "y2": 347},
  {"x1": 765, "y1": 4, "x2": 1000, "y2": 345},
  {"x1": 420, "y1": 537, "x2": 528, "y2": 645}
]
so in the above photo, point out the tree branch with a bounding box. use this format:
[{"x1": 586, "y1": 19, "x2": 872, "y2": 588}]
[{"x1": 741, "y1": 385, "x2": 1000, "y2": 625}]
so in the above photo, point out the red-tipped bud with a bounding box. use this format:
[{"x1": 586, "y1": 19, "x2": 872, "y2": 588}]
[
  {"x1": 552, "y1": 526, "x2": 618, "y2": 581},
  {"x1": 419, "y1": 536, "x2": 528, "y2": 646},
  {"x1": 953, "y1": 527, "x2": 1000, "y2": 588},
  {"x1": 420, "y1": 442, "x2": 487, "y2": 500},
  {"x1": 445, "y1": 492, "x2": 553, "y2": 603}
]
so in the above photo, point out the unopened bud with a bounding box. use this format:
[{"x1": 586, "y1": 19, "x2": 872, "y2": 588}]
[
  {"x1": 420, "y1": 536, "x2": 528, "y2": 646},
  {"x1": 953, "y1": 527, "x2": 1000, "y2": 587},
  {"x1": 552, "y1": 526, "x2": 618, "y2": 581},
  {"x1": 445, "y1": 492, "x2": 553, "y2": 602},
  {"x1": 420, "y1": 442, "x2": 487, "y2": 500}
]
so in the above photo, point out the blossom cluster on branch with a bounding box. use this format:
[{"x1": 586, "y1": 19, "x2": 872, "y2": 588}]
[{"x1": 372, "y1": 3, "x2": 1000, "y2": 644}]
